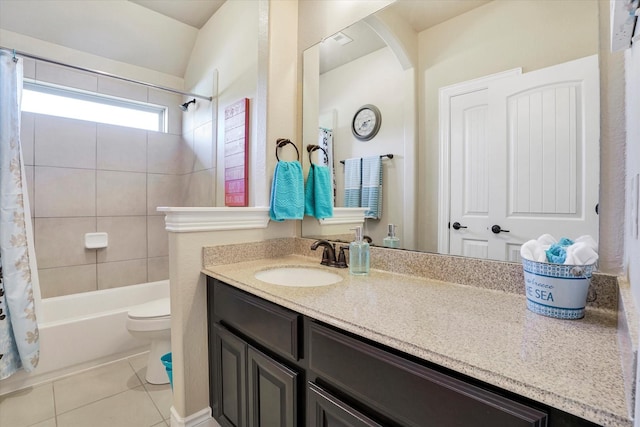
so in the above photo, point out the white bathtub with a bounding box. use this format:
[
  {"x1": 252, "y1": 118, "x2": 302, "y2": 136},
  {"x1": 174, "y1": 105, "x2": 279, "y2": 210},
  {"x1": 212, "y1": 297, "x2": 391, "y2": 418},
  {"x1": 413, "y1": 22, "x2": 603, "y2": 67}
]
[{"x1": 0, "y1": 280, "x2": 170, "y2": 395}]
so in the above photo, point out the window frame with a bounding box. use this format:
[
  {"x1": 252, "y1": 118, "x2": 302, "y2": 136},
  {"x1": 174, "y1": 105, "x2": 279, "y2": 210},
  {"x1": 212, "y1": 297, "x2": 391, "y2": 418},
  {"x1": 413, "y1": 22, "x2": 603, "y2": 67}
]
[{"x1": 22, "y1": 80, "x2": 167, "y2": 132}]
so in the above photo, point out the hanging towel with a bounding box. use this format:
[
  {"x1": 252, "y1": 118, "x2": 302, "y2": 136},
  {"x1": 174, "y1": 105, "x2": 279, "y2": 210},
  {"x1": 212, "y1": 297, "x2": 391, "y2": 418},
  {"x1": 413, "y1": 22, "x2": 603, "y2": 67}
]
[
  {"x1": 269, "y1": 161, "x2": 304, "y2": 221},
  {"x1": 344, "y1": 158, "x2": 361, "y2": 208},
  {"x1": 361, "y1": 155, "x2": 382, "y2": 219},
  {"x1": 305, "y1": 164, "x2": 334, "y2": 219}
]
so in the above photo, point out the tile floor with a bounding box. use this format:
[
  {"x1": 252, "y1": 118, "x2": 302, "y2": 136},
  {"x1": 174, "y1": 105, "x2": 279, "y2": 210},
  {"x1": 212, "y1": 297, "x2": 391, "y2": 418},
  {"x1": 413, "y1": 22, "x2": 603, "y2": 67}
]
[{"x1": 0, "y1": 353, "x2": 172, "y2": 427}]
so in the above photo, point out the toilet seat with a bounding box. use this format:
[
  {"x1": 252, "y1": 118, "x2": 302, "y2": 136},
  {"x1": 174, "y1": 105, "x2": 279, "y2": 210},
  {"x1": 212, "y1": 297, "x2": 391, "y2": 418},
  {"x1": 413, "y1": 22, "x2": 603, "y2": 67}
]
[
  {"x1": 128, "y1": 297, "x2": 170, "y2": 319},
  {"x1": 127, "y1": 298, "x2": 171, "y2": 332}
]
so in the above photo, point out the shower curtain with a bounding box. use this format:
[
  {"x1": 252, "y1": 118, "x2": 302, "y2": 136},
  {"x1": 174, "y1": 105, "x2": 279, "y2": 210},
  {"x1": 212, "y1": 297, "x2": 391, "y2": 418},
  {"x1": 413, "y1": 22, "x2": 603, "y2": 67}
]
[
  {"x1": 0, "y1": 50, "x2": 40, "y2": 379},
  {"x1": 318, "y1": 127, "x2": 336, "y2": 205}
]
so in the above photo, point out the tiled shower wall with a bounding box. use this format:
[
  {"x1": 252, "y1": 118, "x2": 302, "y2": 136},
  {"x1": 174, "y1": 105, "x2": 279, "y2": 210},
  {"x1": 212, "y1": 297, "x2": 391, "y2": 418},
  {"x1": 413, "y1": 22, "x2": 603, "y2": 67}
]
[{"x1": 19, "y1": 58, "x2": 214, "y2": 298}]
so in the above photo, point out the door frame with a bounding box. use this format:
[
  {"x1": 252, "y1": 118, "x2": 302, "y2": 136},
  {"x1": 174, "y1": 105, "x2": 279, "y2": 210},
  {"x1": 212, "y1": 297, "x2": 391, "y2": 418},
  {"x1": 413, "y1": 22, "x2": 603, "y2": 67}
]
[{"x1": 437, "y1": 68, "x2": 522, "y2": 255}]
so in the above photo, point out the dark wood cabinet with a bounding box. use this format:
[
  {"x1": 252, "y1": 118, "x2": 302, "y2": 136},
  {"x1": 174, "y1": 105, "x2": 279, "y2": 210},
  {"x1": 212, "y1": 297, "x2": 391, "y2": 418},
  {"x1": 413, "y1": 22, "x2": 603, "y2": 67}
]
[
  {"x1": 248, "y1": 347, "x2": 298, "y2": 427},
  {"x1": 207, "y1": 277, "x2": 598, "y2": 427},
  {"x1": 307, "y1": 382, "x2": 384, "y2": 427},
  {"x1": 212, "y1": 323, "x2": 299, "y2": 427},
  {"x1": 212, "y1": 324, "x2": 247, "y2": 427}
]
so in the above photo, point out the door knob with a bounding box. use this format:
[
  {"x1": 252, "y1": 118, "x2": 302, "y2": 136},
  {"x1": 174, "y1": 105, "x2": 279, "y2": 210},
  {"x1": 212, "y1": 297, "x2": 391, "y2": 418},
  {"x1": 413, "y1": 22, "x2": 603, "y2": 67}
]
[
  {"x1": 451, "y1": 222, "x2": 467, "y2": 230},
  {"x1": 491, "y1": 225, "x2": 509, "y2": 234}
]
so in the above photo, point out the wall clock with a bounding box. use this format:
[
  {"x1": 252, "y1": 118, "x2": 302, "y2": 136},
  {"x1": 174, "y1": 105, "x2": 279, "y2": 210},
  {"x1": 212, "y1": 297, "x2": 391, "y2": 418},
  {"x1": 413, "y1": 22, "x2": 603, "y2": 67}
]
[{"x1": 351, "y1": 104, "x2": 381, "y2": 141}]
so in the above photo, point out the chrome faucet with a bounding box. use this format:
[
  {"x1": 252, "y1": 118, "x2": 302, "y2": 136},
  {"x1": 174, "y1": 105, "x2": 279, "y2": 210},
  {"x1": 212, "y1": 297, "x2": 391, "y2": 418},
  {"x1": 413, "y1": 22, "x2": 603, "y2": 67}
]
[{"x1": 310, "y1": 240, "x2": 347, "y2": 268}]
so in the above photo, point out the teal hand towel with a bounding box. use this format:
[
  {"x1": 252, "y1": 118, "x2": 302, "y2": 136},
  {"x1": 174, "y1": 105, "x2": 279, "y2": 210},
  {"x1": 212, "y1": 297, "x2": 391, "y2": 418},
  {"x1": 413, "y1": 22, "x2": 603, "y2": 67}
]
[
  {"x1": 305, "y1": 164, "x2": 334, "y2": 219},
  {"x1": 269, "y1": 161, "x2": 304, "y2": 221}
]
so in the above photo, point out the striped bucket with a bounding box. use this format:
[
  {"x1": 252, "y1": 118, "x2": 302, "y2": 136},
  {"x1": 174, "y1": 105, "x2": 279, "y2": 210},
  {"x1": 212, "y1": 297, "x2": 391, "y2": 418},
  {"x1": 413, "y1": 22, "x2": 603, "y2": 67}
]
[{"x1": 521, "y1": 259, "x2": 595, "y2": 320}]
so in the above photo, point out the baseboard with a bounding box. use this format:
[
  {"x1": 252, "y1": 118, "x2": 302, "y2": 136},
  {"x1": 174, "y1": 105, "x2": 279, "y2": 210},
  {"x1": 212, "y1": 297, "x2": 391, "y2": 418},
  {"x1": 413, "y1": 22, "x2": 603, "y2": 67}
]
[{"x1": 170, "y1": 406, "x2": 220, "y2": 427}]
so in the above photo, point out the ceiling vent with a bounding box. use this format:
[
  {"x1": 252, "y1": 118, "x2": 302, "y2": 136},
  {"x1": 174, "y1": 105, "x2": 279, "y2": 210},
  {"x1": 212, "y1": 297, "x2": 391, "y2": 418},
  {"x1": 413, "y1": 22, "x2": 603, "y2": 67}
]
[{"x1": 330, "y1": 32, "x2": 353, "y2": 46}]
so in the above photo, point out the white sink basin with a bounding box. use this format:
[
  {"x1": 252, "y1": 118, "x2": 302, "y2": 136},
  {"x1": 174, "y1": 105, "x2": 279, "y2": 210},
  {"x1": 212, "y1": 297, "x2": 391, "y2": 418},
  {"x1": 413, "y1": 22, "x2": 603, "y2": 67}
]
[{"x1": 254, "y1": 267, "x2": 343, "y2": 287}]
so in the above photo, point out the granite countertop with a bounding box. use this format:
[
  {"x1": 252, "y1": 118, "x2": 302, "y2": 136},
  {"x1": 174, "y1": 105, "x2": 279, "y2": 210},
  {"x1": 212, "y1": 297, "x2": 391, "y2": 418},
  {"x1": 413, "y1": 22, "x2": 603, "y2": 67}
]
[{"x1": 203, "y1": 254, "x2": 630, "y2": 426}]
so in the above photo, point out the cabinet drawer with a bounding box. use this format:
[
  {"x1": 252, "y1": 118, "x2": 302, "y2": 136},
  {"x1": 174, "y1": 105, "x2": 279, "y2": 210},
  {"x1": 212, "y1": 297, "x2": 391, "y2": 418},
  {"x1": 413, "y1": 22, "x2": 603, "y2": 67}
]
[
  {"x1": 212, "y1": 279, "x2": 301, "y2": 361},
  {"x1": 309, "y1": 322, "x2": 547, "y2": 427},
  {"x1": 308, "y1": 382, "x2": 384, "y2": 427}
]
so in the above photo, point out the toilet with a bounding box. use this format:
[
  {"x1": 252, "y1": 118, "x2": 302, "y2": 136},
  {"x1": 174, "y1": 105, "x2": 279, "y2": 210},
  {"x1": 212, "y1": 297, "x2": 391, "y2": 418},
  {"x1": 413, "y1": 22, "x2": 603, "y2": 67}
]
[{"x1": 126, "y1": 297, "x2": 171, "y2": 384}]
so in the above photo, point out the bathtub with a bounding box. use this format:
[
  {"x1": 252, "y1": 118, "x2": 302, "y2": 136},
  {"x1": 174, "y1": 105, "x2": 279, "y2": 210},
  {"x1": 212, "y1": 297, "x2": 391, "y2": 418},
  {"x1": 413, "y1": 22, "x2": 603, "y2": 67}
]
[{"x1": 0, "y1": 280, "x2": 170, "y2": 395}]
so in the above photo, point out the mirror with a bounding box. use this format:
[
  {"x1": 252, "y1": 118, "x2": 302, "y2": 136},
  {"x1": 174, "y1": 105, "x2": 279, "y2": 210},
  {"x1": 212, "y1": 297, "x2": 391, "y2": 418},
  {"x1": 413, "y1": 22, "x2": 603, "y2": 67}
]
[{"x1": 301, "y1": 0, "x2": 600, "y2": 261}]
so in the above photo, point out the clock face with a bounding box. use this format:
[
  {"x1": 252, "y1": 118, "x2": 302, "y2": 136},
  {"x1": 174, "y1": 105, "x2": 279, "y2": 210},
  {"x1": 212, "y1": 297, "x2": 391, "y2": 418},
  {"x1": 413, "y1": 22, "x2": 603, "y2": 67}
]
[{"x1": 352, "y1": 104, "x2": 381, "y2": 141}]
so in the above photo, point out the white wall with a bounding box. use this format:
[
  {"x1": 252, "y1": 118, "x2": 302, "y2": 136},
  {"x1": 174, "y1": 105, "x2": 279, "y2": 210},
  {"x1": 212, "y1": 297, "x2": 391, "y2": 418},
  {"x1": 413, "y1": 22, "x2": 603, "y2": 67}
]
[
  {"x1": 183, "y1": 0, "x2": 259, "y2": 208},
  {"x1": 626, "y1": 43, "x2": 640, "y2": 305},
  {"x1": 319, "y1": 46, "x2": 406, "y2": 244},
  {"x1": 416, "y1": 0, "x2": 599, "y2": 253}
]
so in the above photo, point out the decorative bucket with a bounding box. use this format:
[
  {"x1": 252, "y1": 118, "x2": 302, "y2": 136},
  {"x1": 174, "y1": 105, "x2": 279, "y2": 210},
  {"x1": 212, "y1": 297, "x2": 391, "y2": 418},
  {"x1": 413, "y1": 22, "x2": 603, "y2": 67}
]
[{"x1": 521, "y1": 259, "x2": 596, "y2": 320}]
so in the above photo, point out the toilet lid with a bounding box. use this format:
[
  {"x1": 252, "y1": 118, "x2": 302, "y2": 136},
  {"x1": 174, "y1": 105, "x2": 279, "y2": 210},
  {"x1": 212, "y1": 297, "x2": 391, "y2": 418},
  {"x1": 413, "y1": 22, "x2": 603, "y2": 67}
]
[{"x1": 128, "y1": 297, "x2": 170, "y2": 319}]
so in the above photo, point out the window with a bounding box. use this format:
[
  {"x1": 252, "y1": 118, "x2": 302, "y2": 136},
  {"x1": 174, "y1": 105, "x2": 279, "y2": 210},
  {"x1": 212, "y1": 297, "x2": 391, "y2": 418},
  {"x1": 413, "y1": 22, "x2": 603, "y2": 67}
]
[{"x1": 21, "y1": 82, "x2": 166, "y2": 132}]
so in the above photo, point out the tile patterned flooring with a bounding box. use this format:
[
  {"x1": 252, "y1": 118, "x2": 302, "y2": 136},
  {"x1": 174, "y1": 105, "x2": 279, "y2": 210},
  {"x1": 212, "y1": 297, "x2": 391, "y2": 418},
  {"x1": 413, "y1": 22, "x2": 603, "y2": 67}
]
[{"x1": 0, "y1": 353, "x2": 172, "y2": 427}]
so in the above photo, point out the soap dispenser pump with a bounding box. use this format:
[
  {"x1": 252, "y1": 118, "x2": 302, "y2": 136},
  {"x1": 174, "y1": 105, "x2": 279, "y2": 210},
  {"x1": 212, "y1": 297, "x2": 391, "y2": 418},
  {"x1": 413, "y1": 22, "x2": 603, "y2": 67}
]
[
  {"x1": 349, "y1": 226, "x2": 370, "y2": 276},
  {"x1": 383, "y1": 224, "x2": 400, "y2": 248}
]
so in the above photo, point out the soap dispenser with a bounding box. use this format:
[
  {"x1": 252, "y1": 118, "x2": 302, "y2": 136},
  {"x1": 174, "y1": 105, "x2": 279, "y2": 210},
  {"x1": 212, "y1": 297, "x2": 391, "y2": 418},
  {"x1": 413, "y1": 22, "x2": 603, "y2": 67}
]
[
  {"x1": 383, "y1": 224, "x2": 400, "y2": 248},
  {"x1": 349, "y1": 226, "x2": 370, "y2": 276}
]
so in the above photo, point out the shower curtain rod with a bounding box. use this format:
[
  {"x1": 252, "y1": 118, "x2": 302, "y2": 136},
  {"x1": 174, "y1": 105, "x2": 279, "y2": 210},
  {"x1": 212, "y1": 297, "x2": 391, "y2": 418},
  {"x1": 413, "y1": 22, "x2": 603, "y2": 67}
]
[{"x1": 1, "y1": 47, "x2": 213, "y2": 101}]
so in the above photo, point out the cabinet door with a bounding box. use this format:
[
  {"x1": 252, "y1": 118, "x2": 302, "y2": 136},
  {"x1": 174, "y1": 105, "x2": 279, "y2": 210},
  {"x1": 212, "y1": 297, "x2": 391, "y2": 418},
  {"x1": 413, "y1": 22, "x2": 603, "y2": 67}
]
[
  {"x1": 247, "y1": 346, "x2": 298, "y2": 427},
  {"x1": 307, "y1": 382, "x2": 383, "y2": 427},
  {"x1": 213, "y1": 324, "x2": 247, "y2": 427}
]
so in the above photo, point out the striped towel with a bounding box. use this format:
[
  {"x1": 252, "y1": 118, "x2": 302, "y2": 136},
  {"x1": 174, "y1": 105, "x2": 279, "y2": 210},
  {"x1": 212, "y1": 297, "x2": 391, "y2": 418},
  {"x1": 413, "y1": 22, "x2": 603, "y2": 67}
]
[
  {"x1": 343, "y1": 158, "x2": 361, "y2": 208},
  {"x1": 361, "y1": 156, "x2": 382, "y2": 219}
]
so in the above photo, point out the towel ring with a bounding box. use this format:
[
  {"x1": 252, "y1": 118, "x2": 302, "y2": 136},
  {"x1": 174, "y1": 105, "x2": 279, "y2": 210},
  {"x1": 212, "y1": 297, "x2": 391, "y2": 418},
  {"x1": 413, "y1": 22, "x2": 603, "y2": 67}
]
[
  {"x1": 306, "y1": 144, "x2": 328, "y2": 166},
  {"x1": 275, "y1": 138, "x2": 299, "y2": 161}
]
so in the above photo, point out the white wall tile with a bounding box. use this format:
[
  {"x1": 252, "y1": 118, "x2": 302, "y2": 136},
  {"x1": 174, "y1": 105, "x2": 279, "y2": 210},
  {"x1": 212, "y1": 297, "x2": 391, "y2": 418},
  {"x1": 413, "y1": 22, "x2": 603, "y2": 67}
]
[
  {"x1": 182, "y1": 169, "x2": 214, "y2": 207},
  {"x1": 35, "y1": 115, "x2": 96, "y2": 169},
  {"x1": 147, "y1": 174, "x2": 182, "y2": 215},
  {"x1": 36, "y1": 62, "x2": 97, "y2": 92},
  {"x1": 97, "y1": 124, "x2": 147, "y2": 172},
  {"x1": 39, "y1": 264, "x2": 97, "y2": 298},
  {"x1": 97, "y1": 259, "x2": 147, "y2": 289},
  {"x1": 147, "y1": 257, "x2": 169, "y2": 282},
  {"x1": 97, "y1": 216, "x2": 147, "y2": 263},
  {"x1": 147, "y1": 215, "x2": 168, "y2": 258},
  {"x1": 98, "y1": 76, "x2": 148, "y2": 102},
  {"x1": 35, "y1": 217, "x2": 96, "y2": 268},
  {"x1": 97, "y1": 170, "x2": 146, "y2": 216},
  {"x1": 24, "y1": 165, "x2": 35, "y2": 218},
  {"x1": 148, "y1": 132, "x2": 191, "y2": 175},
  {"x1": 194, "y1": 121, "x2": 214, "y2": 172},
  {"x1": 35, "y1": 167, "x2": 96, "y2": 217},
  {"x1": 148, "y1": 88, "x2": 182, "y2": 135},
  {"x1": 22, "y1": 57, "x2": 36, "y2": 79},
  {"x1": 20, "y1": 112, "x2": 35, "y2": 165}
]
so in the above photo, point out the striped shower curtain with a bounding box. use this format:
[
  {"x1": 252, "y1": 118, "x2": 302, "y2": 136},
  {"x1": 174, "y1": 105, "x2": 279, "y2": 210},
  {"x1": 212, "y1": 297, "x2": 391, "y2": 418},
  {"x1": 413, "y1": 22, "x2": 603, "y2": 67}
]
[{"x1": 0, "y1": 50, "x2": 40, "y2": 379}]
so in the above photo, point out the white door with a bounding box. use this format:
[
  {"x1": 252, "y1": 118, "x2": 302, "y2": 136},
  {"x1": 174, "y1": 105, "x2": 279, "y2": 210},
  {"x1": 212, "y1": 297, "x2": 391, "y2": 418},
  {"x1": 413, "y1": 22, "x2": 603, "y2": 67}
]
[
  {"x1": 449, "y1": 89, "x2": 492, "y2": 259},
  {"x1": 448, "y1": 55, "x2": 600, "y2": 261}
]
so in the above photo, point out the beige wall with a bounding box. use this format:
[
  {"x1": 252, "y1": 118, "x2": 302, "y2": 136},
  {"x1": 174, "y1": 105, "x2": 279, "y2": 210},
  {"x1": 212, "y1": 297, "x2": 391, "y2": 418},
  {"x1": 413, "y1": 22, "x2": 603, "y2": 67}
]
[{"x1": 417, "y1": 0, "x2": 599, "y2": 253}]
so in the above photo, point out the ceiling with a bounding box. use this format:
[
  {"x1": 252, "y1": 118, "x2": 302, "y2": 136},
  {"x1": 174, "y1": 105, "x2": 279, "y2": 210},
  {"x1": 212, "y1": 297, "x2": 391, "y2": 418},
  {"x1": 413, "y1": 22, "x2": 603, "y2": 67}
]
[
  {"x1": 320, "y1": 0, "x2": 490, "y2": 74},
  {"x1": 0, "y1": 0, "x2": 489, "y2": 80},
  {"x1": 129, "y1": 0, "x2": 224, "y2": 29}
]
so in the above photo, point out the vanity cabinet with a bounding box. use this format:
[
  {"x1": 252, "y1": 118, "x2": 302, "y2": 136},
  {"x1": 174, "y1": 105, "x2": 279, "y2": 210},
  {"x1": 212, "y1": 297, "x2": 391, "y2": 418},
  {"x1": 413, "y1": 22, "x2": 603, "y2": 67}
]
[{"x1": 207, "y1": 278, "x2": 598, "y2": 427}]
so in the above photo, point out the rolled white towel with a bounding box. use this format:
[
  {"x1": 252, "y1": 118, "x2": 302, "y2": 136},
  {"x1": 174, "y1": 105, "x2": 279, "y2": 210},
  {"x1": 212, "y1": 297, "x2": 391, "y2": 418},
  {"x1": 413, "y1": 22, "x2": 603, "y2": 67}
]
[
  {"x1": 574, "y1": 235, "x2": 598, "y2": 253},
  {"x1": 520, "y1": 239, "x2": 547, "y2": 262},
  {"x1": 537, "y1": 234, "x2": 557, "y2": 247},
  {"x1": 564, "y1": 242, "x2": 599, "y2": 265}
]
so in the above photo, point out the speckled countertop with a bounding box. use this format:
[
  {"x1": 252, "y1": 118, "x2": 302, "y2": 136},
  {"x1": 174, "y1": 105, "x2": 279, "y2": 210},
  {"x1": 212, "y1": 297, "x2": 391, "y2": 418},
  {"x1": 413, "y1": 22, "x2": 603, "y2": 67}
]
[{"x1": 203, "y1": 254, "x2": 630, "y2": 426}]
